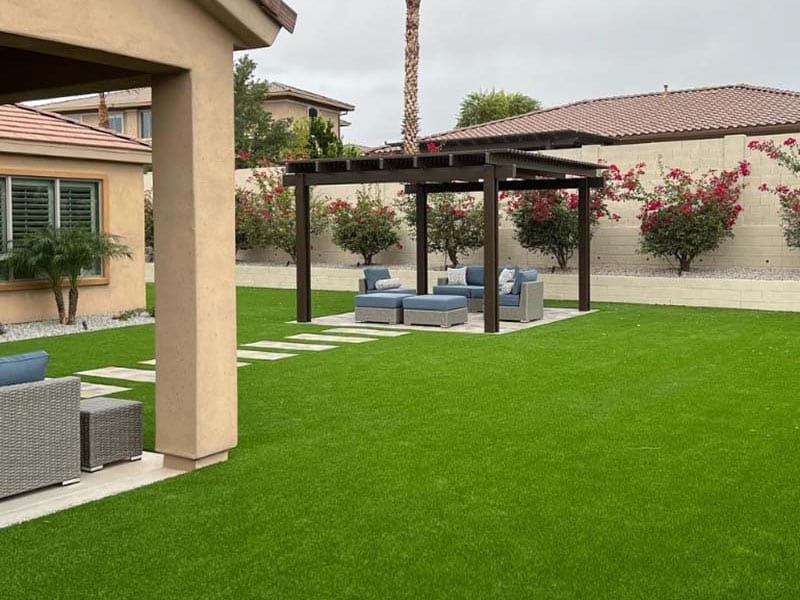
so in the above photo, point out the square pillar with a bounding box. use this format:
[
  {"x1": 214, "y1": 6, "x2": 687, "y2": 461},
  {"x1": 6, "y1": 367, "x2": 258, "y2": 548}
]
[
  {"x1": 578, "y1": 178, "x2": 591, "y2": 312},
  {"x1": 483, "y1": 166, "x2": 499, "y2": 333},
  {"x1": 151, "y1": 60, "x2": 237, "y2": 470},
  {"x1": 295, "y1": 176, "x2": 311, "y2": 322},
  {"x1": 415, "y1": 184, "x2": 428, "y2": 294}
]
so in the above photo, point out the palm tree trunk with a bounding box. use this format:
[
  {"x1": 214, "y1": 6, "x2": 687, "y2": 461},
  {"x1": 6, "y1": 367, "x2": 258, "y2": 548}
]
[
  {"x1": 402, "y1": 0, "x2": 421, "y2": 154},
  {"x1": 98, "y1": 92, "x2": 109, "y2": 129},
  {"x1": 52, "y1": 284, "x2": 66, "y2": 324},
  {"x1": 67, "y1": 285, "x2": 79, "y2": 325}
]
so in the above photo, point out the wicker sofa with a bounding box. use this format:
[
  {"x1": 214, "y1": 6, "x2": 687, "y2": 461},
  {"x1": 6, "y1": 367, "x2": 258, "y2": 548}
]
[{"x1": 0, "y1": 377, "x2": 81, "y2": 499}]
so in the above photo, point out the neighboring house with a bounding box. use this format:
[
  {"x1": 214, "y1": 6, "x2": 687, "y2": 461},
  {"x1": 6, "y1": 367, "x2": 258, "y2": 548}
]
[
  {"x1": 0, "y1": 104, "x2": 151, "y2": 323},
  {"x1": 36, "y1": 82, "x2": 355, "y2": 140}
]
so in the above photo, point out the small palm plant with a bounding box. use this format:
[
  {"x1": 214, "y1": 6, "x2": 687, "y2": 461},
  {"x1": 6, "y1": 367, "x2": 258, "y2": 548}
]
[
  {"x1": 59, "y1": 228, "x2": 131, "y2": 324},
  {"x1": 4, "y1": 227, "x2": 131, "y2": 325}
]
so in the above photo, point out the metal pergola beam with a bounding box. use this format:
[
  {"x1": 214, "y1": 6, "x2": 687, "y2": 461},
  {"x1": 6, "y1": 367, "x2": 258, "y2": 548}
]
[{"x1": 403, "y1": 177, "x2": 605, "y2": 194}]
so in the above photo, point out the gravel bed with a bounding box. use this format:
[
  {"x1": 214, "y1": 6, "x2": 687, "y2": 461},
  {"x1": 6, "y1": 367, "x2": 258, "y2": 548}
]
[
  {"x1": 0, "y1": 311, "x2": 154, "y2": 343},
  {"x1": 238, "y1": 260, "x2": 800, "y2": 281}
]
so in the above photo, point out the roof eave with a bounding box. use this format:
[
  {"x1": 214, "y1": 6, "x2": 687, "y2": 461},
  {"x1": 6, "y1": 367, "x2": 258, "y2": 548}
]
[
  {"x1": 197, "y1": 0, "x2": 293, "y2": 49},
  {"x1": 0, "y1": 138, "x2": 152, "y2": 164}
]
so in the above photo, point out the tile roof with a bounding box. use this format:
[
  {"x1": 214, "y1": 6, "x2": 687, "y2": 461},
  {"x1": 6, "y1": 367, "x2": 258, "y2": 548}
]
[
  {"x1": 266, "y1": 82, "x2": 355, "y2": 112},
  {"x1": 256, "y1": 0, "x2": 297, "y2": 33},
  {"x1": 0, "y1": 104, "x2": 151, "y2": 154},
  {"x1": 426, "y1": 84, "x2": 800, "y2": 145}
]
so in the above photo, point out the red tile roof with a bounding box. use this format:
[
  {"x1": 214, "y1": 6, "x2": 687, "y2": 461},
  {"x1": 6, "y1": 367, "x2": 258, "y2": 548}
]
[
  {"x1": 426, "y1": 84, "x2": 800, "y2": 145},
  {"x1": 0, "y1": 104, "x2": 151, "y2": 155}
]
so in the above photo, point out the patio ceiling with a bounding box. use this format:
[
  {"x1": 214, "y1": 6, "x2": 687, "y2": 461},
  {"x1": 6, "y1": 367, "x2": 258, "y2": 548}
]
[{"x1": 285, "y1": 149, "x2": 606, "y2": 333}]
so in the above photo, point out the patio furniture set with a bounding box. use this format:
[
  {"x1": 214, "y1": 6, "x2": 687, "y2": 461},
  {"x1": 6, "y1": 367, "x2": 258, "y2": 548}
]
[
  {"x1": 354, "y1": 266, "x2": 543, "y2": 328},
  {"x1": 0, "y1": 351, "x2": 143, "y2": 500}
]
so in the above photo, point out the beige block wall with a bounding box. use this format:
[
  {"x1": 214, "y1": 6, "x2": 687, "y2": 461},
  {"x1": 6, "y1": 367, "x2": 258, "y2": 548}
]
[
  {"x1": 264, "y1": 99, "x2": 342, "y2": 133},
  {"x1": 1, "y1": 155, "x2": 146, "y2": 323}
]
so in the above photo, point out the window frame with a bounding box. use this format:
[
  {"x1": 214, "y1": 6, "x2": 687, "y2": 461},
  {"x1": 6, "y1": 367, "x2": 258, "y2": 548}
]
[
  {"x1": 139, "y1": 109, "x2": 152, "y2": 139},
  {"x1": 0, "y1": 169, "x2": 109, "y2": 291},
  {"x1": 107, "y1": 111, "x2": 124, "y2": 134}
]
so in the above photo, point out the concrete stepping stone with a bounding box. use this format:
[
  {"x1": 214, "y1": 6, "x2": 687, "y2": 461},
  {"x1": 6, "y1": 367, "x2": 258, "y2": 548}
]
[
  {"x1": 287, "y1": 333, "x2": 376, "y2": 344},
  {"x1": 243, "y1": 340, "x2": 337, "y2": 352},
  {"x1": 76, "y1": 367, "x2": 157, "y2": 384},
  {"x1": 139, "y1": 359, "x2": 250, "y2": 368},
  {"x1": 236, "y1": 349, "x2": 296, "y2": 361},
  {"x1": 322, "y1": 328, "x2": 409, "y2": 338},
  {"x1": 80, "y1": 382, "x2": 132, "y2": 399}
]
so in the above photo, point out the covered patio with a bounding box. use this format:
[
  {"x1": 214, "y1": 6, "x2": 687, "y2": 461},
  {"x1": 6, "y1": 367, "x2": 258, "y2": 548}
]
[{"x1": 285, "y1": 149, "x2": 606, "y2": 333}]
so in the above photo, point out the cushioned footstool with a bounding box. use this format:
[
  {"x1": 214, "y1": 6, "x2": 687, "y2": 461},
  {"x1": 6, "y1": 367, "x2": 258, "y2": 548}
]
[
  {"x1": 402, "y1": 295, "x2": 468, "y2": 328},
  {"x1": 354, "y1": 292, "x2": 416, "y2": 324},
  {"x1": 79, "y1": 397, "x2": 143, "y2": 472}
]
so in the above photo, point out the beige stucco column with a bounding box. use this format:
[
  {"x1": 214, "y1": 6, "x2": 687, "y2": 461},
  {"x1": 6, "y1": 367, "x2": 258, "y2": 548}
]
[{"x1": 151, "y1": 48, "x2": 238, "y2": 470}]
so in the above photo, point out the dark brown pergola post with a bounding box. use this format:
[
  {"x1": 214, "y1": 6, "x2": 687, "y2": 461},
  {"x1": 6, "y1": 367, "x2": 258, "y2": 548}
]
[
  {"x1": 577, "y1": 178, "x2": 591, "y2": 312},
  {"x1": 415, "y1": 184, "x2": 428, "y2": 294},
  {"x1": 483, "y1": 165, "x2": 499, "y2": 333},
  {"x1": 295, "y1": 174, "x2": 311, "y2": 322}
]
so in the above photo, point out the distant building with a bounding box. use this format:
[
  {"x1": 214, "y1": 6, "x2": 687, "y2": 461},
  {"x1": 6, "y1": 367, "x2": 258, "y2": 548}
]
[{"x1": 35, "y1": 82, "x2": 355, "y2": 140}]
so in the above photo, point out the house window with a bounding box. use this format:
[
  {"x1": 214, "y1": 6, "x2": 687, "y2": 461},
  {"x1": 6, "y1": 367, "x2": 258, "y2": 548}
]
[
  {"x1": 0, "y1": 176, "x2": 101, "y2": 282},
  {"x1": 107, "y1": 112, "x2": 124, "y2": 133},
  {"x1": 308, "y1": 107, "x2": 319, "y2": 118},
  {"x1": 139, "y1": 110, "x2": 152, "y2": 139}
]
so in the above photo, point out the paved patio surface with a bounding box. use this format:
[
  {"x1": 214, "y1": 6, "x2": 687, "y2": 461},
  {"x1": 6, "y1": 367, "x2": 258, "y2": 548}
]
[
  {"x1": 304, "y1": 308, "x2": 595, "y2": 334},
  {"x1": 0, "y1": 452, "x2": 182, "y2": 529}
]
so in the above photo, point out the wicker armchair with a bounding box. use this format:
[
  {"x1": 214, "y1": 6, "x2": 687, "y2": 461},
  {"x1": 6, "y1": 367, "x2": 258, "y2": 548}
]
[{"x1": 0, "y1": 377, "x2": 81, "y2": 499}]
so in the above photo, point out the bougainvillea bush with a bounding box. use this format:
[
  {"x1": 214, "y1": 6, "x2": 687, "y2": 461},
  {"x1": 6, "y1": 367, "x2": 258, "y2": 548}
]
[
  {"x1": 748, "y1": 138, "x2": 800, "y2": 248},
  {"x1": 395, "y1": 191, "x2": 483, "y2": 267},
  {"x1": 630, "y1": 162, "x2": 749, "y2": 274},
  {"x1": 503, "y1": 165, "x2": 627, "y2": 270},
  {"x1": 329, "y1": 186, "x2": 401, "y2": 265},
  {"x1": 235, "y1": 170, "x2": 328, "y2": 262}
]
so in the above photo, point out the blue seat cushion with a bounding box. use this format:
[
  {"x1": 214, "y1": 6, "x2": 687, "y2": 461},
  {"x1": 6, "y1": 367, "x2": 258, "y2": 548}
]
[
  {"x1": 0, "y1": 351, "x2": 49, "y2": 387},
  {"x1": 465, "y1": 265, "x2": 484, "y2": 286},
  {"x1": 369, "y1": 287, "x2": 417, "y2": 295},
  {"x1": 363, "y1": 267, "x2": 391, "y2": 291},
  {"x1": 499, "y1": 293, "x2": 521, "y2": 307},
  {"x1": 355, "y1": 293, "x2": 415, "y2": 309},
  {"x1": 512, "y1": 269, "x2": 539, "y2": 296},
  {"x1": 432, "y1": 285, "x2": 484, "y2": 298},
  {"x1": 403, "y1": 295, "x2": 466, "y2": 311}
]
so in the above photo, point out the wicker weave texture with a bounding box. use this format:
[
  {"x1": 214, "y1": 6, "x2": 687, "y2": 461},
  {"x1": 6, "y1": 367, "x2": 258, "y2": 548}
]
[
  {"x1": 80, "y1": 398, "x2": 143, "y2": 471},
  {"x1": 404, "y1": 306, "x2": 468, "y2": 328},
  {"x1": 0, "y1": 377, "x2": 81, "y2": 499},
  {"x1": 354, "y1": 307, "x2": 403, "y2": 324}
]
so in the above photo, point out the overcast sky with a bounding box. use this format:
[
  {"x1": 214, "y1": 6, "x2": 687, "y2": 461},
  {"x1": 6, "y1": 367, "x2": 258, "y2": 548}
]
[{"x1": 248, "y1": 0, "x2": 800, "y2": 147}]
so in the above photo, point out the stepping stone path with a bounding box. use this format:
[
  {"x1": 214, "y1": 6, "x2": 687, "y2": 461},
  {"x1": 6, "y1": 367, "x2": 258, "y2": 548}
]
[
  {"x1": 80, "y1": 382, "x2": 132, "y2": 399},
  {"x1": 236, "y1": 349, "x2": 296, "y2": 361},
  {"x1": 76, "y1": 367, "x2": 157, "y2": 383},
  {"x1": 243, "y1": 340, "x2": 336, "y2": 352},
  {"x1": 322, "y1": 328, "x2": 409, "y2": 338},
  {"x1": 286, "y1": 333, "x2": 376, "y2": 344},
  {"x1": 140, "y1": 359, "x2": 251, "y2": 368}
]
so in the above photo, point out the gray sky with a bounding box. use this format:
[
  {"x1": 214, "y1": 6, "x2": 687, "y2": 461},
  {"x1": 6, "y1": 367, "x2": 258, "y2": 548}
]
[{"x1": 249, "y1": 0, "x2": 800, "y2": 147}]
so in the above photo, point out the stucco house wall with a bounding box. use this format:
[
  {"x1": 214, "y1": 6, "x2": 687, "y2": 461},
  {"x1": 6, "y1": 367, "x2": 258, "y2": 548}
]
[{"x1": 0, "y1": 154, "x2": 146, "y2": 324}]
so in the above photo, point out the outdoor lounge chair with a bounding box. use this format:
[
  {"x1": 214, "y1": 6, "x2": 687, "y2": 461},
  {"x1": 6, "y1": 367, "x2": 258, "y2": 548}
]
[{"x1": 358, "y1": 266, "x2": 416, "y2": 295}]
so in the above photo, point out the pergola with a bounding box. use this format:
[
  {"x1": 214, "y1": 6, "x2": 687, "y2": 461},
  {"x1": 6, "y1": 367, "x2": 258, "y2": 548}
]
[{"x1": 284, "y1": 149, "x2": 606, "y2": 333}]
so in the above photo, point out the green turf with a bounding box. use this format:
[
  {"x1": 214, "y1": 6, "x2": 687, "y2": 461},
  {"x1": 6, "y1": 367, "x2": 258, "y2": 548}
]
[{"x1": 0, "y1": 287, "x2": 798, "y2": 599}]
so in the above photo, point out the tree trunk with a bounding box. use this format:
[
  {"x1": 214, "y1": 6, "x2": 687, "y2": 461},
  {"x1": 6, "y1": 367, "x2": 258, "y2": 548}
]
[
  {"x1": 67, "y1": 286, "x2": 79, "y2": 325},
  {"x1": 363, "y1": 254, "x2": 374, "y2": 266},
  {"x1": 98, "y1": 92, "x2": 109, "y2": 129},
  {"x1": 556, "y1": 250, "x2": 569, "y2": 271},
  {"x1": 678, "y1": 256, "x2": 692, "y2": 276},
  {"x1": 402, "y1": 0, "x2": 421, "y2": 154},
  {"x1": 52, "y1": 285, "x2": 66, "y2": 324},
  {"x1": 447, "y1": 248, "x2": 459, "y2": 267}
]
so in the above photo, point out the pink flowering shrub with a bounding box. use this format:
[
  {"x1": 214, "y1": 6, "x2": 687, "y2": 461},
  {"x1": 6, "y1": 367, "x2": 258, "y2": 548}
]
[
  {"x1": 329, "y1": 186, "x2": 401, "y2": 265},
  {"x1": 630, "y1": 162, "x2": 749, "y2": 274},
  {"x1": 502, "y1": 164, "x2": 628, "y2": 270},
  {"x1": 235, "y1": 170, "x2": 327, "y2": 262},
  {"x1": 748, "y1": 138, "x2": 800, "y2": 248},
  {"x1": 395, "y1": 190, "x2": 483, "y2": 267}
]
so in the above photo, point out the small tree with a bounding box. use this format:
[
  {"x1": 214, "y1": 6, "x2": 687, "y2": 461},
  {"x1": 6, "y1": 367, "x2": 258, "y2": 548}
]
[
  {"x1": 504, "y1": 165, "x2": 627, "y2": 270},
  {"x1": 456, "y1": 89, "x2": 541, "y2": 128},
  {"x1": 632, "y1": 162, "x2": 749, "y2": 274},
  {"x1": 235, "y1": 170, "x2": 328, "y2": 262},
  {"x1": 748, "y1": 138, "x2": 800, "y2": 248},
  {"x1": 329, "y1": 186, "x2": 401, "y2": 265},
  {"x1": 59, "y1": 229, "x2": 132, "y2": 324},
  {"x1": 396, "y1": 190, "x2": 483, "y2": 266},
  {"x1": 144, "y1": 190, "x2": 154, "y2": 257}
]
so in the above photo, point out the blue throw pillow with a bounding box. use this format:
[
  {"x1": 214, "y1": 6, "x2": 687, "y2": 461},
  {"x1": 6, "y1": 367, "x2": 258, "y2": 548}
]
[
  {"x1": 364, "y1": 267, "x2": 391, "y2": 291},
  {"x1": 465, "y1": 265, "x2": 485, "y2": 286},
  {"x1": 0, "y1": 351, "x2": 49, "y2": 387},
  {"x1": 512, "y1": 269, "x2": 539, "y2": 296}
]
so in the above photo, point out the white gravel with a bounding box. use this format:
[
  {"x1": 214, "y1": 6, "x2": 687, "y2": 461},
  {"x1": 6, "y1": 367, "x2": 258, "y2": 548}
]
[{"x1": 0, "y1": 311, "x2": 154, "y2": 343}]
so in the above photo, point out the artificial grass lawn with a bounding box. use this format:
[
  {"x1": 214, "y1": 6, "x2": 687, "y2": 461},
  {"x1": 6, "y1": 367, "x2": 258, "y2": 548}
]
[{"x1": 0, "y1": 287, "x2": 798, "y2": 599}]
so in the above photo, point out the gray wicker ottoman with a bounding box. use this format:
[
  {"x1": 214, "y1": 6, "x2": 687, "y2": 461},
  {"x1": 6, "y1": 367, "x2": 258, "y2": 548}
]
[
  {"x1": 80, "y1": 397, "x2": 143, "y2": 472},
  {"x1": 354, "y1": 292, "x2": 416, "y2": 324},
  {"x1": 402, "y1": 295, "x2": 468, "y2": 328}
]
